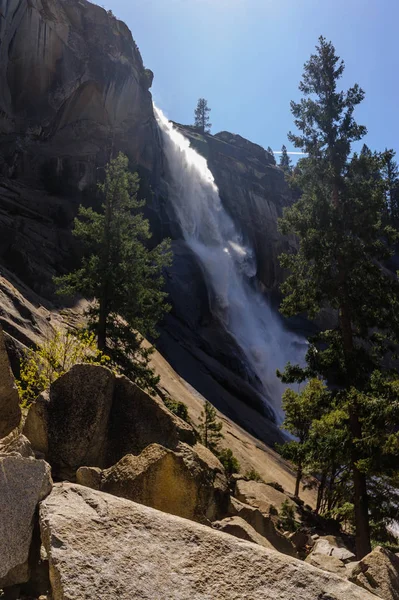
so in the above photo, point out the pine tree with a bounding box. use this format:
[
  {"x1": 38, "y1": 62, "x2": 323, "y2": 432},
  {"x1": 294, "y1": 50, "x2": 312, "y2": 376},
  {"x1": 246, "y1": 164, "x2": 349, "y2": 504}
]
[
  {"x1": 278, "y1": 36, "x2": 399, "y2": 558},
  {"x1": 279, "y1": 145, "x2": 292, "y2": 175},
  {"x1": 56, "y1": 153, "x2": 172, "y2": 393},
  {"x1": 198, "y1": 401, "x2": 223, "y2": 454},
  {"x1": 381, "y1": 149, "x2": 399, "y2": 223},
  {"x1": 194, "y1": 98, "x2": 212, "y2": 134},
  {"x1": 278, "y1": 379, "x2": 329, "y2": 498}
]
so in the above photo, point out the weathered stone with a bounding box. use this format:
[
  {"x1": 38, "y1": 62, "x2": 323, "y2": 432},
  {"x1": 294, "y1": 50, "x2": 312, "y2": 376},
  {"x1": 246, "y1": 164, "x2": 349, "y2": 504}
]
[
  {"x1": 228, "y1": 496, "x2": 296, "y2": 557},
  {"x1": 305, "y1": 553, "x2": 348, "y2": 576},
  {"x1": 349, "y1": 546, "x2": 399, "y2": 600},
  {"x1": 289, "y1": 529, "x2": 313, "y2": 551},
  {"x1": 213, "y1": 516, "x2": 277, "y2": 549},
  {"x1": 0, "y1": 456, "x2": 52, "y2": 588},
  {"x1": 78, "y1": 442, "x2": 228, "y2": 524},
  {"x1": 24, "y1": 365, "x2": 195, "y2": 480},
  {"x1": 76, "y1": 466, "x2": 102, "y2": 490},
  {"x1": 24, "y1": 364, "x2": 115, "y2": 480},
  {"x1": 39, "y1": 483, "x2": 375, "y2": 600},
  {"x1": 0, "y1": 325, "x2": 21, "y2": 439},
  {"x1": 235, "y1": 479, "x2": 297, "y2": 515},
  {"x1": 0, "y1": 429, "x2": 34, "y2": 458},
  {"x1": 106, "y1": 374, "x2": 195, "y2": 465},
  {"x1": 312, "y1": 536, "x2": 356, "y2": 564}
]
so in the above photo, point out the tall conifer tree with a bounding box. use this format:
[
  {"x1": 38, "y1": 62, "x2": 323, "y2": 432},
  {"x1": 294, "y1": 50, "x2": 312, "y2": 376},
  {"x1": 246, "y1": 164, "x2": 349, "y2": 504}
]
[
  {"x1": 194, "y1": 98, "x2": 212, "y2": 133},
  {"x1": 56, "y1": 153, "x2": 172, "y2": 392},
  {"x1": 278, "y1": 37, "x2": 399, "y2": 558}
]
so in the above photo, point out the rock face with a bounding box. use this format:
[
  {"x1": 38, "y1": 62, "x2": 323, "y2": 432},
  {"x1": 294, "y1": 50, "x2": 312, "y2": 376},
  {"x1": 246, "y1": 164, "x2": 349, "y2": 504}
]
[
  {"x1": 23, "y1": 364, "x2": 195, "y2": 479},
  {"x1": 0, "y1": 0, "x2": 159, "y2": 185},
  {"x1": 0, "y1": 429, "x2": 34, "y2": 458},
  {"x1": 0, "y1": 324, "x2": 21, "y2": 438},
  {"x1": 235, "y1": 479, "x2": 296, "y2": 515},
  {"x1": 0, "y1": 455, "x2": 52, "y2": 588},
  {"x1": 77, "y1": 442, "x2": 228, "y2": 524},
  {"x1": 40, "y1": 483, "x2": 375, "y2": 600},
  {"x1": 0, "y1": 0, "x2": 296, "y2": 448},
  {"x1": 311, "y1": 536, "x2": 356, "y2": 564},
  {"x1": 349, "y1": 546, "x2": 399, "y2": 600},
  {"x1": 228, "y1": 495, "x2": 296, "y2": 557},
  {"x1": 213, "y1": 516, "x2": 278, "y2": 550}
]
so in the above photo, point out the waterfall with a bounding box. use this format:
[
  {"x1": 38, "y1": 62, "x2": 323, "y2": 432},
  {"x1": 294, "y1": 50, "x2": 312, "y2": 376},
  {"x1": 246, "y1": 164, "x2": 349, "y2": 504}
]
[{"x1": 155, "y1": 107, "x2": 304, "y2": 422}]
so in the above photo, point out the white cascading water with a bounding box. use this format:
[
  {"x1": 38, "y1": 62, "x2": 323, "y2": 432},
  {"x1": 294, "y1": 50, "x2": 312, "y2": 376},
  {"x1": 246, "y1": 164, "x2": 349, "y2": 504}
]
[{"x1": 155, "y1": 107, "x2": 304, "y2": 422}]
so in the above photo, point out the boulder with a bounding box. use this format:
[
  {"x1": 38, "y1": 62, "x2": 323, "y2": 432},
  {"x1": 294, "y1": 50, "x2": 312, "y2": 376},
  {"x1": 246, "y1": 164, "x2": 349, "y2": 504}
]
[
  {"x1": 24, "y1": 364, "x2": 195, "y2": 479},
  {"x1": 213, "y1": 516, "x2": 276, "y2": 549},
  {"x1": 0, "y1": 429, "x2": 34, "y2": 458},
  {"x1": 311, "y1": 536, "x2": 356, "y2": 564},
  {"x1": 0, "y1": 456, "x2": 52, "y2": 588},
  {"x1": 39, "y1": 483, "x2": 376, "y2": 600},
  {"x1": 24, "y1": 365, "x2": 115, "y2": 479},
  {"x1": 305, "y1": 553, "x2": 348, "y2": 576},
  {"x1": 235, "y1": 479, "x2": 297, "y2": 515},
  {"x1": 76, "y1": 442, "x2": 228, "y2": 524},
  {"x1": 228, "y1": 496, "x2": 297, "y2": 557},
  {"x1": 0, "y1": 325, "x2": 21, "y2": 439},
  {"x1": 349, "y1": 546, "x2": 399, "y2": 600},
  {"x1": 289, "y1": 529, "x2": 314, "y2": 551}
]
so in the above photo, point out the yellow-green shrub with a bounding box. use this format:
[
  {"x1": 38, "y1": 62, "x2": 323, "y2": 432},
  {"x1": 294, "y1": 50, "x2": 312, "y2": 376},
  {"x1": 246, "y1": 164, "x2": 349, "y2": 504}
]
[{"x1": 17, "y1": 329, "x2": 109, "y2": 408}]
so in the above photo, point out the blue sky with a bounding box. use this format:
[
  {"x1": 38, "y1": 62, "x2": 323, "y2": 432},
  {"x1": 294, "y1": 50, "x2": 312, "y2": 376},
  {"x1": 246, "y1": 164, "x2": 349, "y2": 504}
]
[{"x1": 100, "y1": 0, "x2": 398, "y2": 160}]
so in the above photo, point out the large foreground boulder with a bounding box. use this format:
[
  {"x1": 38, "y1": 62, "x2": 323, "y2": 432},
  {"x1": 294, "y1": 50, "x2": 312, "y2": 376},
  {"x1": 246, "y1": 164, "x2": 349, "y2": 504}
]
[
  {"x1": 24, "y1": 364, "x2": 195, "y2": 479},
  {"x1": 0, "y1": 326, "x2": 21, "y2": 439},
  {"x1": 0, "y1": 455, "x2": 52, "y2": 588},
  {"x1": 349, "y1": 546, "x2": 399, "y2": 600},
  {"x1": 77, "y1": 442, "x2": 228, "y2": 523},
  {"x1": 39, "y1": 483, "x2": 375, "y2": 600}
]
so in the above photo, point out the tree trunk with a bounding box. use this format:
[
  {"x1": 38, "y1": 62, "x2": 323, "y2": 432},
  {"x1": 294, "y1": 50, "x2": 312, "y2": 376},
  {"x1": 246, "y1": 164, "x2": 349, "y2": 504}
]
[
  {"x1": 97, "y1": 295, "x2": 107, "y2": 352},
  {"x1": 350, "y1": 407, "x2": 371, "y2": 559},
  {"x1": 294, "y1": 463, "x2": 302, "y2": 498},
  {"x1": 316, "y1": 471, "x2": 327, "y2": 515}
]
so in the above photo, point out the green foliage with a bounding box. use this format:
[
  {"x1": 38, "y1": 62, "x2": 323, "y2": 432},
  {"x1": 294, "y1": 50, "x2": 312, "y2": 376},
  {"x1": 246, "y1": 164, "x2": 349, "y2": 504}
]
[
  {"x1": 194, "y1": 98, "x2": 212, "y2": 133},
  {"x1": 269, "y1": 504, "x2": 278, "y2": 516},
  {"x1": 279, "y1": 500, "x2": 298, "y2": 532},
  {"x1": 163, "y1": 397, "x2": 190, "y2": 423},
  {"x1": 279, "y1": 145, "x2": 292, "y2": 176},
  {"x1": 198, "y1": 401, "x2": 223, "y2": 454},
  {"x1": 56, "y1": 153, "x2": 172, "y2": 395},
  {"x1": 381, "y1": 148, "x2": 399, "y2": 224},
  {"x1": 245, "y1": 469, "x2": 263, "y2": 483},
  {"x1": 278, "y1": 35, "x2": 399, "y2": 557},
  {"x1": 17, "y1": 329, "x2": 109, "y2": 408},
  {"x1": 219, "y1": 448, "x2": 240, "y2": 477}
]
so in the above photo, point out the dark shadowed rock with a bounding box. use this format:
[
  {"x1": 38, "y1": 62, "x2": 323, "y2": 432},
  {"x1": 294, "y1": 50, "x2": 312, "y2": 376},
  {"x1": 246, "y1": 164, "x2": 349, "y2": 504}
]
[
  {"x1": 0, "y1": 325, "x2": 21, "y2": 439},
  {"x1": 24, "y1": 364, "x2": 196, "y2": 479},
  {"x1": 0, "y1": 456, "x2": 52, "y2": 588}
]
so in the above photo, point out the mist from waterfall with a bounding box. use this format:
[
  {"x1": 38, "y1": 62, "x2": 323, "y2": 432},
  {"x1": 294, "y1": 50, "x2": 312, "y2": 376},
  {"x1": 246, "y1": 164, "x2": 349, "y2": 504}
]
[{"x1": 155, "y1": 107, "x2": 304, "y2": 422}]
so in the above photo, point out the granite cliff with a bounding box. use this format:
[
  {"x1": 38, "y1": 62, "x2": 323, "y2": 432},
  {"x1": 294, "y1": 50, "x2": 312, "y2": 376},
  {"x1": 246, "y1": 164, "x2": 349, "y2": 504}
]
[{"x1": 0, "y1": 0, "x2": 295, "y2": 442}]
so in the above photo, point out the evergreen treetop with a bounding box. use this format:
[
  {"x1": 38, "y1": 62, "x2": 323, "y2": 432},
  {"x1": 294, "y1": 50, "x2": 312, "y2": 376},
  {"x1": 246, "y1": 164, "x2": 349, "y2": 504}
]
[{"x1": 194, "y1": 98, "x2": 212, "y2": 134}]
